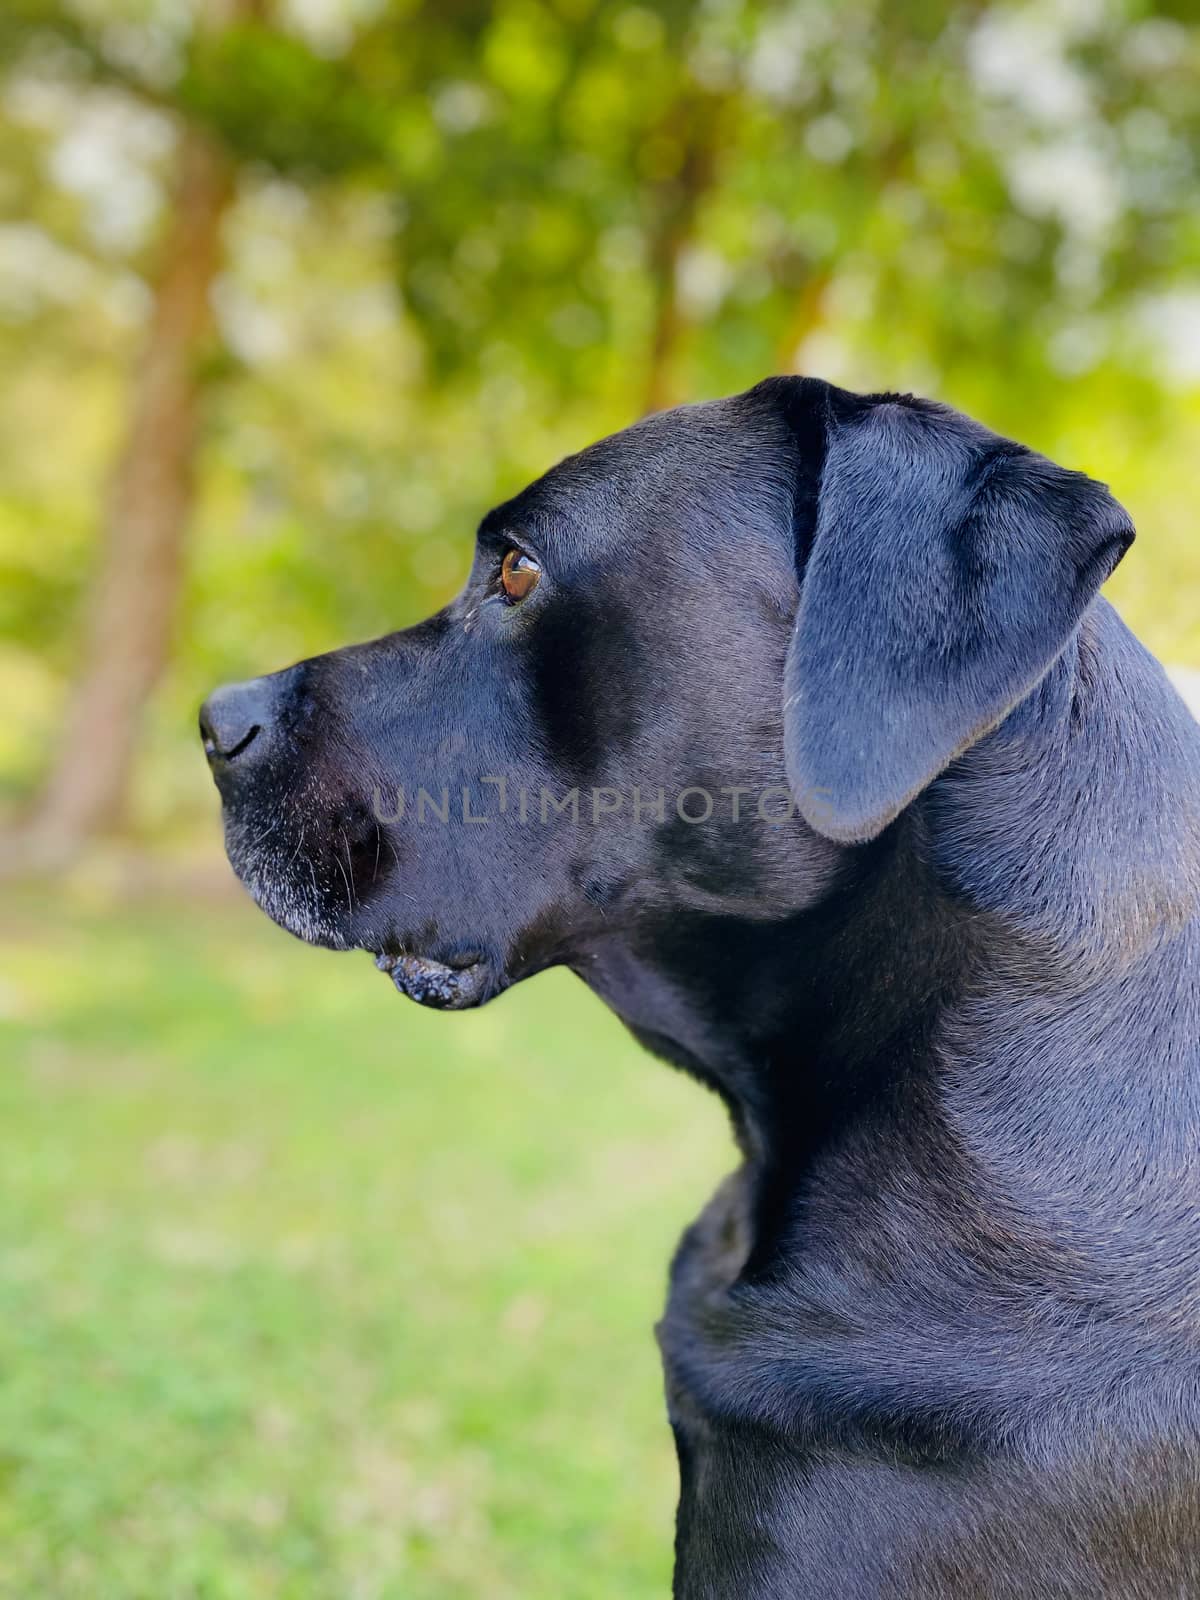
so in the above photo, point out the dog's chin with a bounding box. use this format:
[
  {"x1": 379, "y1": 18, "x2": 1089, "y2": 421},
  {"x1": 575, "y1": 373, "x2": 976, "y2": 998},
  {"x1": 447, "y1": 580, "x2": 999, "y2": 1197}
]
[
  {"x1": 224, "y1": 835, "x2": 503, "y2": 1011},
  {"x1": 241, "y1": 881, "x2": 497, "y2": 1010},
  {"x1": 373, "y1": 950, "x2": 498, "y2": 1011}
]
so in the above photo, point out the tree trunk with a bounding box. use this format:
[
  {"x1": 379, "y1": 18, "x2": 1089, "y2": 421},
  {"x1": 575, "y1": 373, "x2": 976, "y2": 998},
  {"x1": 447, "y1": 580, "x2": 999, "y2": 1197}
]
[
  {"x1": 641, "y1": 95, "x2": 723, "y2": 417},
  {"x1": 774, "y1": 265, "x2": 833, "y2": 372},
  {"x1": 21, "y1": 125, "x2": 233, "y2": 867}
]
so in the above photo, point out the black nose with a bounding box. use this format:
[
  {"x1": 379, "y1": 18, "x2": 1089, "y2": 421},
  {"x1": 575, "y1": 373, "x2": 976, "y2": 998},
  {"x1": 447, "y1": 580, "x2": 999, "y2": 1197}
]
[{"x1": 199, "y1": 677, "x2": 276, "y2": 766}]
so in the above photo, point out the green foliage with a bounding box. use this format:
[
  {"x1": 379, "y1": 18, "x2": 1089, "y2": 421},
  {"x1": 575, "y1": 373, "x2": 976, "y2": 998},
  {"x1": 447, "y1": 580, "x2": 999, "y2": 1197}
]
[
  {"x1": 1, "y1": 0, "x2": 1199, "y2": 818},
  {"x1": 176, "y1": 24, "x2": 396, "y2": 178}
]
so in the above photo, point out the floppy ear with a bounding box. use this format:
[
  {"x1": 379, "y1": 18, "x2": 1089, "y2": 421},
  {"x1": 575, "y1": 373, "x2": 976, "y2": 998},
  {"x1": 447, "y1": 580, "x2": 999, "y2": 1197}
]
[{"x1": 780, "y1": 385, "x2": 1135, "y2": 844}]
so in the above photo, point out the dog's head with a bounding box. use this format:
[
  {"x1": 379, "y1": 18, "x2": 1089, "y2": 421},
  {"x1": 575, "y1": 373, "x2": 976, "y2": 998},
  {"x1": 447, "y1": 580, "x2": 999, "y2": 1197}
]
[{"x1": 201, "y1": 377, "x2": 1132, "y2": 1009}]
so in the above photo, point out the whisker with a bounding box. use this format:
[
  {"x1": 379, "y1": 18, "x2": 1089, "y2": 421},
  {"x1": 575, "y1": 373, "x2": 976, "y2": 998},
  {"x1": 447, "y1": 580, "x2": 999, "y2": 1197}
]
[{"x1": 336, "y1": 829, "x2": 356, "y2": 917}]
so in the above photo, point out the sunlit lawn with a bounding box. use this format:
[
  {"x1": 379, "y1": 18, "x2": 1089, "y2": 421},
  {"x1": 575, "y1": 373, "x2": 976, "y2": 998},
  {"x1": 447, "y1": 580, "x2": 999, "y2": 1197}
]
[{"x1": 0, "y1": 884, "x2": 731, "y2": 1599}]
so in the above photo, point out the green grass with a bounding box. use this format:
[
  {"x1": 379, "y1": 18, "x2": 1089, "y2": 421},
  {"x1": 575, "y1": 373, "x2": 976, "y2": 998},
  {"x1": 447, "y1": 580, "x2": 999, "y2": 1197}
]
[{"x1": 0, "y1": 886, "x2": 731, "y2": 1598}]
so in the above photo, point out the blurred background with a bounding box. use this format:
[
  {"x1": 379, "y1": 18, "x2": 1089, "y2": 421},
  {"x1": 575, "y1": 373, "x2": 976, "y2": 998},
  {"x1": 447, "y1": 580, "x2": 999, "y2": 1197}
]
[{"x1": 0, "y1": 0, "x2": 1198, "y2": 1594}]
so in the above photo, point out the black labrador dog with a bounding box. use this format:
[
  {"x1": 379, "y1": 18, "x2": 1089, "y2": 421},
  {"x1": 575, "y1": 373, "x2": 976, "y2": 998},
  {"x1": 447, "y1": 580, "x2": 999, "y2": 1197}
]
[{"x1": 201, "y1": 377, "x2": 1200, "y2": 1597}]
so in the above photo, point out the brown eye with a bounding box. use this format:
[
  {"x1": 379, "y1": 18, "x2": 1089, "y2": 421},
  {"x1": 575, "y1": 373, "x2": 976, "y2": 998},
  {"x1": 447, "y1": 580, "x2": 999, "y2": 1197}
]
[{"x1": 500, "y1": 547, "x2": 541, "y2": 603}]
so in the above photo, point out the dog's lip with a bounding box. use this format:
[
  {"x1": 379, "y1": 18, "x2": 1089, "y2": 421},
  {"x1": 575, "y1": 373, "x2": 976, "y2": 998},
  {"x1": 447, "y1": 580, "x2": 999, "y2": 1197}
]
[{"x1": 373, "y1": 948, "x2": 493, "y2": 1011}]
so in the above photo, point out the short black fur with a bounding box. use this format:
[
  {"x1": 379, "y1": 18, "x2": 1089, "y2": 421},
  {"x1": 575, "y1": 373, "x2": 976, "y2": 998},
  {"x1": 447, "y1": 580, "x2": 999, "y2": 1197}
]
[{"x1": 202, "y1": 377, "x2": 1200, "y2": 1597}]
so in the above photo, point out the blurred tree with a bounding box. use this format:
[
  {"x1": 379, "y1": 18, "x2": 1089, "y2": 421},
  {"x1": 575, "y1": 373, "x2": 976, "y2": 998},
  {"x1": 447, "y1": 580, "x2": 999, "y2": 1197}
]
[
  {"x1": 0, "y1": 0, "x2": 1198, "y2": 865},
  {"x1": 390, "y1": 0, "x2": 1200, "y2": 419},
  {"x1": 1, "y1": 0, "x2": 397, "y2": 863},
  {"x1": 28, "y1": 113, "x2": 235, "y2": 858}
]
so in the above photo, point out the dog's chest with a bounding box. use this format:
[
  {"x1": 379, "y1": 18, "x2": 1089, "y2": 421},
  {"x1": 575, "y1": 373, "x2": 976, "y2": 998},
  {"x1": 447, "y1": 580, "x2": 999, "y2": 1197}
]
[{"x1": 656, "y1": 1167, "x2": 759, "y2": 1431}]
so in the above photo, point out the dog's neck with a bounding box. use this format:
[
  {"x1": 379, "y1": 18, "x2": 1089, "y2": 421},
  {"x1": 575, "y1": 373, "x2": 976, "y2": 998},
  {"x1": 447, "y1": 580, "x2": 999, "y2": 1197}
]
[
  {"x1": 585, "y1": 812, "x2": 990, "y2": 1165},
  {"x1": 582, "y1": 603, "x2": 1200, "y2": 1286}
]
